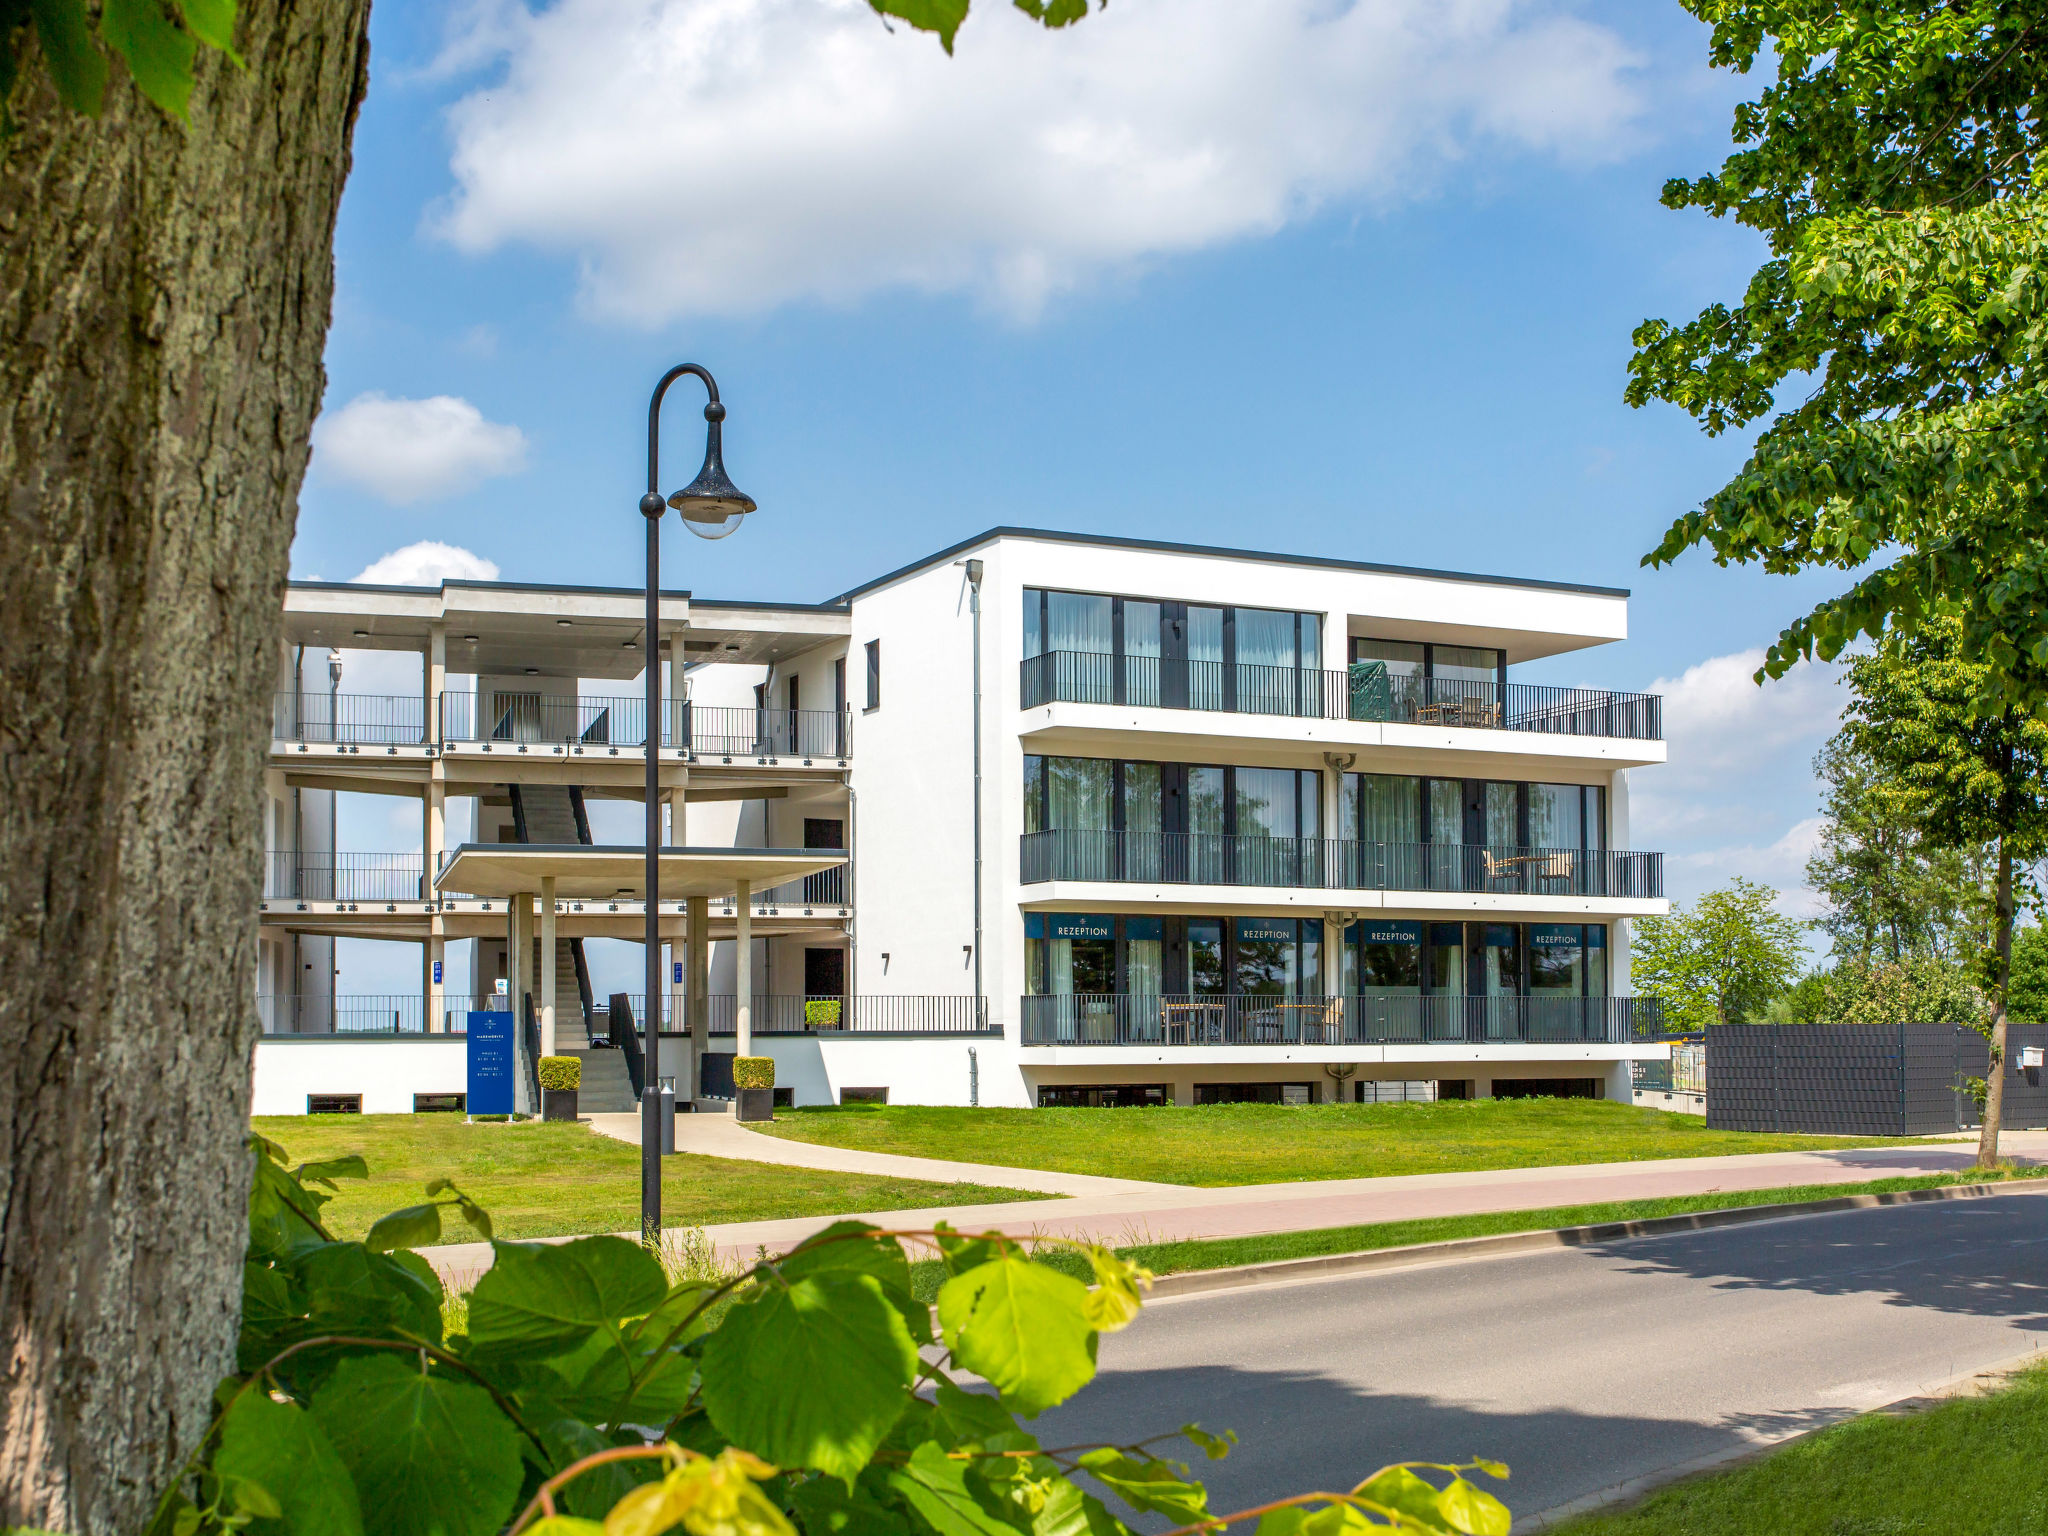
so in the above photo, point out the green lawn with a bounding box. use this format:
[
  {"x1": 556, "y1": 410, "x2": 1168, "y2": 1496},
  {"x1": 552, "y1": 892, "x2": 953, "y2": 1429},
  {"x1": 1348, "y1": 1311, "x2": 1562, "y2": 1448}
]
[
  {"x1": 755, "y1": 1099, "x2": 1914, "y2": 1186},
  {"x1": 252, "y1": 1115, "x2": 1039, "y2": 1243},
  {"x1": 907, "y1": 1171, "x2": 2042, "y2": 1301},
  {"x1": 1554, "y1": 1359, "x2": 2048, "y2": 1534}
]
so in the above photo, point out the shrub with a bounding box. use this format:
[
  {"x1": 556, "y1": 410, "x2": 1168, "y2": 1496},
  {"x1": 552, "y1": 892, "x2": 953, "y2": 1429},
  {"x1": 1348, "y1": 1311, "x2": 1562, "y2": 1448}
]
[
  {"x1": 804, "y1": 998, "x2": 842, "y2": 1028},
  {"x1": 733, "y1": 1055, "x2": 775, "y2": 1090},
  {"x1": 182, "y1": 1137, "x2": 1508, "y2": 1536},
  {"x1": 537, "y1": 1055, "x2": 581, "y2": 1091}
]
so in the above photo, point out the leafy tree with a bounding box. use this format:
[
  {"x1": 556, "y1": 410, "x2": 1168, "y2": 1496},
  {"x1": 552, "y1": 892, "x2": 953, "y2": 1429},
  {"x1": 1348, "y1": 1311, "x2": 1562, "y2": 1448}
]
[
  {"x1": 2007, "y1": 924, "x2": 2048, "y2": 1021},
  {"x1": 1633, "y1": 2, "x2": 2048, "y2": 712},
  {"x1": 1838, "y1": 619, "x2": 2048, "y2": 1166},
  {"x1": 1805, "y1": 730, "x2": 1993, "y2": 964},
  {"x1": 0, "y1": 3, "x2": 1091, "y2": 1530},
  {"x1": 1631, "y1": 878, "x2": 1808, "y2": 1031},
  {"x1": 1818, "y1": 956, "x2": 1985, "y2": 1025}
]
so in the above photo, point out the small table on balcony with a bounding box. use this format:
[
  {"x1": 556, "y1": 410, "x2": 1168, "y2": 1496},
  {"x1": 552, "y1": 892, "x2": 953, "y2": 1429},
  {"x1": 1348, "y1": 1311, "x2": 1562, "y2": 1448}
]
[{"x1": 1161, "y1": 1000, "x2": 1225, "y2": 1044}]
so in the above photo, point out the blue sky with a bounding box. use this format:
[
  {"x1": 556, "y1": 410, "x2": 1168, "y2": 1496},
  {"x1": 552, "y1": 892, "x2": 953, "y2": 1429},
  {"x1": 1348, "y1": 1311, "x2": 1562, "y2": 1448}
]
[{"x1": 303, "y1": 0, "x2": 1861, "y2": 964}]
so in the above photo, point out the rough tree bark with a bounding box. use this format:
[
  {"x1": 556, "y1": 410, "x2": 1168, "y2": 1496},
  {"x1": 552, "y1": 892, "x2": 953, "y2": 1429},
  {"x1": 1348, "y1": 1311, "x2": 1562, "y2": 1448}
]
[{"x1": 0, "y1": 6, "x2": 372, "y2": 1530}]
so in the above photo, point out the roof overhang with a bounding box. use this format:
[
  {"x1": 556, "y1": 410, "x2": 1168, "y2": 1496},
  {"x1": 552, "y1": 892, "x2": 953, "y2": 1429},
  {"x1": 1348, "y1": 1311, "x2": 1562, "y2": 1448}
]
[{"x1": 433, "y1": 843, "x2": 846, "y2": 899}]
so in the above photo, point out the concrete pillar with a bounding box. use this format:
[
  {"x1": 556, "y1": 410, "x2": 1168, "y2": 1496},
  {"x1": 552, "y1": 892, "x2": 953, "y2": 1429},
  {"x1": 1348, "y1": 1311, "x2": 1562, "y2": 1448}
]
[
  {"x1": 425, "y1": 934, "x2": 445, "y2": 1034},
  {"x1": 540, "y1": 875, "x2": 557, "y2": 1056},
  {"x1": 511, "y1": 893, "x2": 532, "y2": 1021},
  {"x1": 426, "y1": 622, "x2": 446, "y2": 745},
  {"x1": 734, "y1": 878, "x2": 752, "y2": 1057},
  {"x1": 687, "y1": 894, "x2": 710, "y2": 1100}
]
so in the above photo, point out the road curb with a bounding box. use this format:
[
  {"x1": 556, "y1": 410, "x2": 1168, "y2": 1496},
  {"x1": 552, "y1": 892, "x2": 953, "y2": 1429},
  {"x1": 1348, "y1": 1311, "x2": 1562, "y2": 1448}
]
[
  {"x1": 1510, "y1": 1344, "x2": 2048, "y2": 1532},
  {"x1": 1137, "y1": 1178, "x2": 2048, "y2": 1304}
]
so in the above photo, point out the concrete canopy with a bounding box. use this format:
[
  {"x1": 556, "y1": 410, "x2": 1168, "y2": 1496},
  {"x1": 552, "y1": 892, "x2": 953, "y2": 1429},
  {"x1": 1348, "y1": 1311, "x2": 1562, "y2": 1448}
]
[{"x1": 434, "y1": 843, "x2": 846, "y2": 899}]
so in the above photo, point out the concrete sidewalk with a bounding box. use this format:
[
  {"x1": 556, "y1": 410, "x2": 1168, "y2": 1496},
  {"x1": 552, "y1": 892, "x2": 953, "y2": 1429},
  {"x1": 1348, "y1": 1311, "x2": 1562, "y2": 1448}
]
[
  {"x1": 416, "y1": 1131, "x2": 2047, "y2": 1281},
  {"x1": 583, "y1": 1110, "x2": 1175, "y2": 1197}
]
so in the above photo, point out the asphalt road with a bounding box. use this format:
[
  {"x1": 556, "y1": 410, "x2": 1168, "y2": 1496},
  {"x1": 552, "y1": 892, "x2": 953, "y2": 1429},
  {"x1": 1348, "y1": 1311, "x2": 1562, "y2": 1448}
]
[{"x1": 1035, "y1": 1191, "x2": 2048, "y2": 1528}]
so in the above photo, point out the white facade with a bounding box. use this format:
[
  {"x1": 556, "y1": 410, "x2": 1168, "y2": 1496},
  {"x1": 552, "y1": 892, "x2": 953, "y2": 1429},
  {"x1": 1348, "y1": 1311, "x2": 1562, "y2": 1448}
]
[{"x1": 252, "y1": 528, "x2": 1670, "y2": 1113}]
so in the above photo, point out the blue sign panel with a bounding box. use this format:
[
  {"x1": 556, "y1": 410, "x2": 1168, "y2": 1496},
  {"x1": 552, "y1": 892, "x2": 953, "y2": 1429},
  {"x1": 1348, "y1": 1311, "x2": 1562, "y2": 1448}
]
[
  {"x1": 1049, "y1": 914, "x2": 1114, "y2": 941},
  {"x1": 1124, "y1": 915, "x2": 1164, "y2": 942},
  {"x1": 1530, "y1": 924, "x2": 1583, "y2": 949},
  {"x1": 1237, "y1": 917, "x2": 1297, "y2": 945},
  {"x1": 673, "y1": 960, "x2": 684, "y2": 984},
  {"x1": 467, "y1": 1011, "x2": 515, "y2": 1115},
  {"x1": 1586, "y1": 925, "x2": 1607, "y2": 949},
  {"x1": 432, "y1": 959, "x2": 443, "y2": 984},
  {"x1": 1356, "y1": 921, "x2": 1423, "y2": 946}
]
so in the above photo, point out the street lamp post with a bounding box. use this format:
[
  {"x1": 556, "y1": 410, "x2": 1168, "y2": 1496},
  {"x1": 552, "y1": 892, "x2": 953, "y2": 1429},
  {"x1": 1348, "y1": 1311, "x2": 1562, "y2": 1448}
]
[{"x1": 640, "y1": 363, "x2": 756, "y2": 1243}]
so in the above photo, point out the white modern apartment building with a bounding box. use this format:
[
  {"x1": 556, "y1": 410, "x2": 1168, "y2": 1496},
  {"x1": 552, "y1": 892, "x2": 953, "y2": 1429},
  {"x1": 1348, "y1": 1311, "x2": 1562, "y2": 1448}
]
[{"x1": 251, "y1": 527, "x2": 1671, "y2": 1114}]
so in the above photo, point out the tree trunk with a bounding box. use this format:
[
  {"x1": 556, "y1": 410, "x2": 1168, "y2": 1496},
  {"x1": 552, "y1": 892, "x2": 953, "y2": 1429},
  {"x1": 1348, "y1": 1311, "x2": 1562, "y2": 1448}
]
[
  {"x1": 0, "y1": 8, "x2": 371, "y2": 1531},
  {"x1": 1977, "y1": 836, "x2": 2013, "y2": 1170}
]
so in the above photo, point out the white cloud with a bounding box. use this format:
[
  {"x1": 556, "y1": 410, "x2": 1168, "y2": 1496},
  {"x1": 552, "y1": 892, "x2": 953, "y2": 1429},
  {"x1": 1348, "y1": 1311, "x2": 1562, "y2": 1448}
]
[
  {"x1": 351, "y1": 541, "x2": 503, "y2": 586},
  {"x1": 1626, "y1": 648, "x2": 1844, "y2": 918},
  {"x1": 312, "y1": 393, "x2": 528, "y2": 505},
  {"x1": 433, "y1": 0, "x2": 1646, "y2": 324}
]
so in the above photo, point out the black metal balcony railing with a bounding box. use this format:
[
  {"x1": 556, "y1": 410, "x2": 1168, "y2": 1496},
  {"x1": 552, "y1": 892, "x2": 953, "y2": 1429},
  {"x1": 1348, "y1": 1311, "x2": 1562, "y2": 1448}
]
[
  {"x1": 265, "y1": 853, "x2": 429, "y2": 903},
  {"x1": 273, "y1": 692, "x2": 428, "y2": 745},
  {"x1": 1019, "y1": 651, "x2": 1663, "y2": 741},
  {"x1": 259, "y1": 994, "x2": 432, "y2": 1035},
  {"x1": 717, "y1": 866, "x2": 850, "y2": 909},
  {"x1": 1019, "y1": 993, "x2": 1663, "y2": 1046},
  {"x1": 437, "y1": 694, "x2": 851, "y2": 758},
  {"x1": 1020, "y1": 829, "x2": 1663, "y2": 898},
  {"x1": 622, "y1": 994, "x2": 993, "y2": 1036}
]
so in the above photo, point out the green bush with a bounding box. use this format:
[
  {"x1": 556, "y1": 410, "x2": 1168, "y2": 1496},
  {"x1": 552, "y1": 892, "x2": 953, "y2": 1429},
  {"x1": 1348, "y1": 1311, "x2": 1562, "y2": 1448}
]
[
  {"x1": 733, "y1": 1055, "x2": 775, "y2": 1090},
  {"x1": 537, "y1": 1055, "x2": 580, "y2": 1091},
  {"x1": 804, "y1": 998, "x2": 843, "y2": 1028},
  {"x1": 184, "y1": 1137, "x2": 1507, "y2": 1536}
]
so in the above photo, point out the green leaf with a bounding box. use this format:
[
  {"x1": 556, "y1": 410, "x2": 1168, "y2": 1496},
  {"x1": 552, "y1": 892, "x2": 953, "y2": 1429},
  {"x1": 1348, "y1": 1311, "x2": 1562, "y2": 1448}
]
[
  {"x1": 311, "y1": 1354, "x2": 524, "y2": 1536},
  {"x1": 867, "y1": 0, "x2": 969, "y2": 53},
  {"x1": 176, "y1": 0, "x2": 240, "y2": 60},
  {"x1": 31, "y1": 0, "x2": 107, "y2": 114},
  {"x1": 937, "y1": 1256, "x2": 1097, "y2": 1416},
  {"x1": 781, "y1": 1220, "x2": 929, "y2": 1342},
  {"x1": 1354, "y1": 1466, "x2": 1444, "y2": 1527},
  {"x1": 292, "y1": 1242, "x2": 443, "y2": 1346},
  {"x1": 248, "y1": 1148, "x2": 333, "y2": 1262},
  {"x1": 785, "y1": 1476, "x2": 906, "y2": 1536},
  {"x1": 467, "y1": 1237, "x2": 667, "y2": 1357},
  {"x1": 364, "y1": 1204, "x2": 443, "y2": 1253},
  {"x1": 215, "y1": 1392, "x2": 363, "y2": 1536},
  {"x1": 1075, "y1": 1449, "x2": 1207, "y2": 1524},
  {"x1": 1180, "y1": 1424, "x2": 1235, "y2": 1461},
  {"x1": 700, "y1": 1272, "x2": 918, "y2": 1482},
  {"x1": 1435, "y1": 1476, "x2": 1510, "y2": 1536},
  {"x1": 293, "y1": 1155, "x2": 369, "y2": 1187},
  {"x1": 537, "y1": 1419, "x2": 660, "y2": 1519},
  {"x1": 98, "y1": 0, "x2": 196, "y2": 119},
  {"x1": 931, "y1": 1380, "x2": 1017, "y2": 1445},
  {"x1": 523, "y1": 1522, "x2": 604, "y2": 1536},
  {"x1": 885, "y1": 1442, "x2": 1017, "y2": 1535}
]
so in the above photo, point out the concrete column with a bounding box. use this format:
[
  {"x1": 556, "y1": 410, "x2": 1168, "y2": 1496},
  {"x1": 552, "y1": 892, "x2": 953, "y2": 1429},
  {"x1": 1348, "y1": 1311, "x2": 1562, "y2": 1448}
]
[
  {"x1": 426, "y1": 622, "x2": 447, "y2": 745},
  {"x1": 734, "y1": 878, "x2": 752, "y2": 1057},
  {"x1": 687, "y1": 894, "x2": 710, "y2": 1100},
  {"x1": 511, "y1": 893, "x2": 532, "y2": 1020},
  {"x1": 540, "y1": 875, "x2": 558, "y2": 1057},
  {"x1": 425, "y1": 935, "x2": 445, "y2": 1034}
]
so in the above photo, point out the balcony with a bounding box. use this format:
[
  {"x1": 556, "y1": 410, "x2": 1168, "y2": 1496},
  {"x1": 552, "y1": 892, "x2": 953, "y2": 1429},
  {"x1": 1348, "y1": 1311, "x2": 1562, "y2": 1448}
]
[
  {"x1": 1019, "y1": 993, "x2": 1663, "y2": 1046},
  {"x1": 266, "y1": 853, "x2": 428, "y2": 903},
  {"x1": 271, "y1": 691, "x2": 853, "y2": 759},
  {"x1": 622, "y1": 994, "x2": 993, "y2": 1035},
  {"x1": 1020, "y1": 829, "x2": 1662, "y2": 898},
  {"x1": 259, "y1": 994, "x2": 435, "y2": 1034},
  {"x1": 1019, "y1": 652, "x2": 1662, "y2": 741},
  {"x1": 439, "y1": 695, "x2": 851, "y2": 759}
]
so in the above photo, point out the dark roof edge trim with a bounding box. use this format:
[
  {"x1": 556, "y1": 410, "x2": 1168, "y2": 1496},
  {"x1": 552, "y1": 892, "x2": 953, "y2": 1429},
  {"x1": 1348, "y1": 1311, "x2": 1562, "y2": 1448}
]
[{"x1": 826, "y1": 527, "x2": 1632, "y2": 604}]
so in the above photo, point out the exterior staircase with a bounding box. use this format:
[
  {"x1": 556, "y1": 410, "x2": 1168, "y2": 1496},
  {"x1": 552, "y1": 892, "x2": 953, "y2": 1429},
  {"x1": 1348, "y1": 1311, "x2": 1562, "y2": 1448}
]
[{"x1": 510, "y1": 783, "x2": 638, "y2": 1114}]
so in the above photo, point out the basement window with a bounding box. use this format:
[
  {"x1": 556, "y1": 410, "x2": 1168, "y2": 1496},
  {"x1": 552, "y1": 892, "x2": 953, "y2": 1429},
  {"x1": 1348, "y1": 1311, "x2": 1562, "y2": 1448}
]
[{"x1": 308, "y1": 1094, "x2": 362, "y2": 1115}]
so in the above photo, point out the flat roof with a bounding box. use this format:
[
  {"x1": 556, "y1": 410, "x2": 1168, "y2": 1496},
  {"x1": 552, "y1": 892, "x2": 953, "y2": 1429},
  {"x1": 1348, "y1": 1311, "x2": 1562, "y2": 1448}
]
[
  {"x1": 821, "y1": 527, "x2": 1634, "y2": 605},
  {"x1": 434, "y1": 844, "x2": 847, "y2": 900}
]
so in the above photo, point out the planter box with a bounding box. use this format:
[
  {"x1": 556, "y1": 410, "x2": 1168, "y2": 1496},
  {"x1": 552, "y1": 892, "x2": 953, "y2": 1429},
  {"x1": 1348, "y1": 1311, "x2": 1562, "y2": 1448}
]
[
  {"x1": 542, "y1": 1087, "x2": 580, "y2": 1122},
  {"x1": 735, "y1": 1087, "x2": 775, "y2": 1123}
]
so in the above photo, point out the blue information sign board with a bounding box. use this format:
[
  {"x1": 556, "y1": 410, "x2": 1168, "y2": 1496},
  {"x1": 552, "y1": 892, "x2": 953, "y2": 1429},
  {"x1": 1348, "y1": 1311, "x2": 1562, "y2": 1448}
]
[{"x1": 467, "y1": 1011, "x2": 515, "y2": 1115}]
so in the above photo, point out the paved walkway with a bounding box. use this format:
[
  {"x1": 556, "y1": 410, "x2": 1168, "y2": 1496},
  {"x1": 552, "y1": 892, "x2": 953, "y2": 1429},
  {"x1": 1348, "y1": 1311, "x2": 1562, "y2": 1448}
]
[
  {"x1": 583, "y1": 1110, "x2": 1175, "y2": 1197},
  {"x1": 416, "y1": 1130, "x2": 2048, "y2": 1281}
]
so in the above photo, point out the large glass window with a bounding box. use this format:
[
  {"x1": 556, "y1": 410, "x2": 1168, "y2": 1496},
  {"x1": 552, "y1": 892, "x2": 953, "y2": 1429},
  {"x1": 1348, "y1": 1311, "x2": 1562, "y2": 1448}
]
[
  {"x1": 1433, "y1": 645, "x2": 1499, "y2": 686},
  {"x1": 1484, "y1": 782, "x2": 1520, "y2": 847},
  {"x1": 1023, "y1": 754, "x2": 1044, "y2": 834},
  {"x1": 1527, "y1": 784, "x2": 1583, "y2": 849},
  {"x1": 1125, "y1": 763, "x2": 1163, "y2": 879},
  {"x1": 1047, "y1": 591, "x2": 1113, "y2": 656},
  {"x1": 1352, "y1": 639, "x2": 1424, "y2": 679},
  {"x1": 1187, "y1": 917, "x2": 1226, "y2": 995},
  {"x1": 1126, "y1": 915, "x2": 1164, "y2": 996},
  {"x1": 1026, "y1": 913, "x2": 1117, "y2": 995},
  {"x1": 1427, "y1": 923, "x2": 1465, "y2": 994},
  {"x1": 1354, "y1": 920, "x2": 1423, "y2": 994},
  {"x1": 1344, "y1": 773, "x2": 1421, "y2": 844},
  {"x1": 1123, "y1": 600, "x2": 1162, "y2": 707},
  {"x1": 1232, "y1": 917, "x2": 1319, "y2": 997},
  {"x1": 1529, "y1": 923, "x2": 1585, "y2": 995}
]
